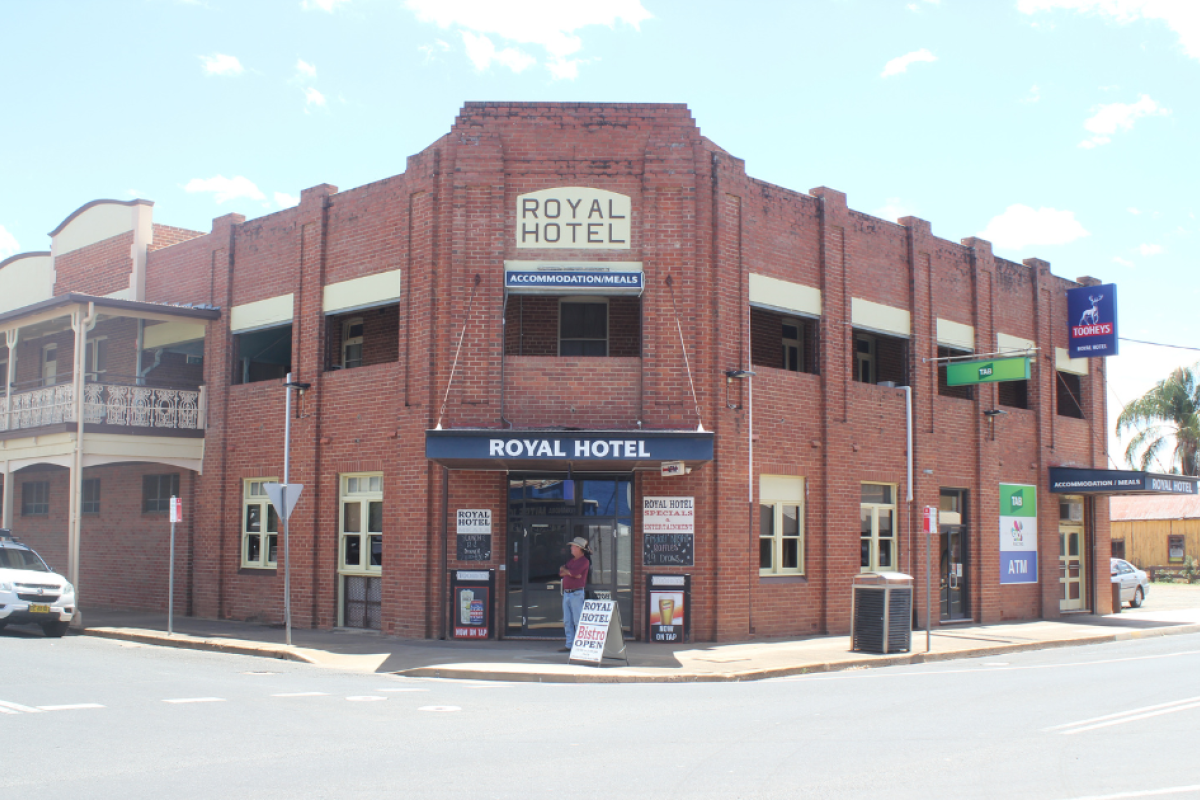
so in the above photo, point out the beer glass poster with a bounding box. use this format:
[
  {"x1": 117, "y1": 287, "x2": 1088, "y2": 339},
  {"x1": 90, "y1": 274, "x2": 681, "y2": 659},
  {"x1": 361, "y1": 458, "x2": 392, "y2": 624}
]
[
  {"x1": 999, "y1": 483, "x2": 1038, "y2": 584},
  {"x1": 649, "y1": 590, "x2": 685, "y2": 642},
  {"x1": 453, "y1": 586, "x2": 489, "y2": 638}
]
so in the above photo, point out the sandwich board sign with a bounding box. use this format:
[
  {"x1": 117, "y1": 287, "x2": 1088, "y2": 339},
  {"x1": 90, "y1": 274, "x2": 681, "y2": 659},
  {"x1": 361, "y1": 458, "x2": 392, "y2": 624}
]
[{"x1": 568, "y1": 599, "x2": 629, "y2": 666}]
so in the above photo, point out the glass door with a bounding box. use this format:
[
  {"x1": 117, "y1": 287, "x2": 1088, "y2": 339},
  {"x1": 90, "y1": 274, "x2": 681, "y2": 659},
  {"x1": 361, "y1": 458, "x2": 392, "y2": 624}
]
[
  {"x1": 1059, "y1": 523, "x2": 1087, "y2": 611},
  {"x1": 507, "y1": 520, "x2": 572, "y2": 636},
  {"x1": 939, "y1": 489, "x2": 969, "y2": 621}
]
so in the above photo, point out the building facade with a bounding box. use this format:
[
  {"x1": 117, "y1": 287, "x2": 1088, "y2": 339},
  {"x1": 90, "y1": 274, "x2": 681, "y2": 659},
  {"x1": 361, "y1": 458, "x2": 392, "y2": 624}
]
[{"x1": 0, "y1": 102, "x2": 1114, "y2": 641}]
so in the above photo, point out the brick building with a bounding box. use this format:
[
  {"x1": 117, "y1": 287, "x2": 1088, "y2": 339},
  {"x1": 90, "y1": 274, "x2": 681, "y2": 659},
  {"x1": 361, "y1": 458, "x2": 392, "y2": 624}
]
[{"x1": 0, "y1": 102, "x2": 1115, "y2": 641}]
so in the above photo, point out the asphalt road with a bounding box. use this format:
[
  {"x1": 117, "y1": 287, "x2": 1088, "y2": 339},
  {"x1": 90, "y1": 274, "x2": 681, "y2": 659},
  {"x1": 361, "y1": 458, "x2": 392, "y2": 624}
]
[{"x1": 3, "y1": 630, "x2": 1200, "y2": 799}]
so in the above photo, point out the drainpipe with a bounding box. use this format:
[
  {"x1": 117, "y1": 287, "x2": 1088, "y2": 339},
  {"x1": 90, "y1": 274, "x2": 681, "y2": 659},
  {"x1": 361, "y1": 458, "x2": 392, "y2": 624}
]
[
  {"x1": 69, "y1": 302, "x2": 98, "y2": 623},
  {"x1": 135, "y1": 319, "x2": 145, "y2": 385}
]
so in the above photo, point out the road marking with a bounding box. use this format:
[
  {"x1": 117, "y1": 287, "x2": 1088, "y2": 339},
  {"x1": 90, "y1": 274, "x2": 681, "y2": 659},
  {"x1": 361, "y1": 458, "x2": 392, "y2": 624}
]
[
  {"x1": 376, "y1": 688, "x2": 428, "y2": 693},
  {"x1": 1059, "y1": 785, "x2": 1200, "y2": 799},
  {"x1": 0, "y1": 700, "x2": 42, "y2": 714},
  {"x1": 1050, "y1": 696, "x2": 1200, "y2": 735},
  {"x1": 37, "y1": 704, "x2": 104, "y2": 711},
  {"x1": 163, "y1": 697, "x2": 226, "y2": 704},
  {"x1": 272, "y1": 692, "x2": 329, "y2": 698},
  {"x1": 346, "y1": 696, "x2": 386, "y2": 702},
  {"x1": 419, "y1": 706, "x2": 461, "y2": 712}
]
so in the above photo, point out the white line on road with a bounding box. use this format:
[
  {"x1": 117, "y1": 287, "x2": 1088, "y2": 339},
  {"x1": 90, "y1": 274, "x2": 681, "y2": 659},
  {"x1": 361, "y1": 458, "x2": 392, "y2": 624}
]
[
  {"x1": 1046, "y1": 696, "x2": 1200, "y2": 731},
  {"x1": 36, "y1": 704, "x2": 104, "y2": 711},
  {"x1": 419, "y1": 706, "x2": 461, "y2": 712},
  {"x1": 1059, "y1": 784, "x2": 1200, "y2": 799},
  {"x1": 376, "y1": 688, "x2": 429, "y2": 693},
  {"x1": 0, "y1": 700, "x2": 42, "y2": 714},
  {"x1": 346, "y1": 696, "x2": 387, "y2": 702},
  {"x1": 162, "y1": 697, "x2": 226, "y2": 704},
  {"x1": 1055, "y1": 700, "x2": 1200, "y2": 735},
  {"x1": 272, "y1": 692, "x2": 330, "y2": 697}
]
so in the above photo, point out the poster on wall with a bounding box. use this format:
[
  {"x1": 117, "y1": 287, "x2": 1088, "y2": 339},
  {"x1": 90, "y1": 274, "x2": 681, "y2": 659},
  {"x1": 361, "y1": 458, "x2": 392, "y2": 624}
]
[
  {"x1": 646, "y1": 574, "x2": 690, "y2": 643},
  {"x1": 456, "y1": 509, "x2": 492, "y2": 562},
  {"x1": 999, "y1": 483, "x2": 1038, "y2": 584},
  {"x1": 643, "y1": 497, "x2": 695, "y2": 566}
]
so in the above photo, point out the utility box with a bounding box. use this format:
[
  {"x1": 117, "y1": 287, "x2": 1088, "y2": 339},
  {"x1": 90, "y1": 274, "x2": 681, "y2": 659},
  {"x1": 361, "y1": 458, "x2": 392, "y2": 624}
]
[{"x1": 851, "y1": 572, "x2": 913, "y2": 654}]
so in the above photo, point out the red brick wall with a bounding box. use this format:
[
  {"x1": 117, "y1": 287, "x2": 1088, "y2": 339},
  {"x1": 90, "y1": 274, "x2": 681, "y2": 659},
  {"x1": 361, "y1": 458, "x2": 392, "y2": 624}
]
[{"x1": 54, "y1": 232, "x2": 134, "y2": 297}]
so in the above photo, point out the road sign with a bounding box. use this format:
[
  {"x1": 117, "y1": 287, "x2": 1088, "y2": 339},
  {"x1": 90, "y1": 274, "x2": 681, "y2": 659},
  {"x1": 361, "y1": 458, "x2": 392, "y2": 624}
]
[
  {"x1": 263, "y1": 483, "x2": 304, "y2": 522},
  {"x1": 923, "y1": 505, "x2": 937, "y2": 534},
  {"x1": 946, "y1": 356, "x2": 1030, "y2": 386},
  {"x1": 169, "y1": 496, "x2": 183, "y2": 523}
]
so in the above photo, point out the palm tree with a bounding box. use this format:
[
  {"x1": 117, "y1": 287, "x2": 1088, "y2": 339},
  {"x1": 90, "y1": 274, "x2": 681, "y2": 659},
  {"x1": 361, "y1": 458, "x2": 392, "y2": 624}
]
[{"x1": 1116, "y1": 364, "x2": 1200, "y2": 476}]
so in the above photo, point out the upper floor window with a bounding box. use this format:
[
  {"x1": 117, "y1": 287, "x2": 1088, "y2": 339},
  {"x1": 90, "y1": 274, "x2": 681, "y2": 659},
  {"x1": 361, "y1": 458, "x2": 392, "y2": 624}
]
[
  {"x1": 504, "y1": 296, "x2": 640, "y2": 358},
  {"x1": 143, "y1": 473, "x2": 180, "y2": 513},
  {"x1": 84, "y1": 337, "x2": 108, "y2": 381},
  {"x1": 325, "y1": 305, "x2": 399, "y2": 372},
  {"x1": 234, "y1": 325, "x2": 292, "y2": 385},
  {"x1": 559, "y1": 299, "x2": 608, "y2": 356},
  {"x1": 42, "y1": 344, "x2": 57, "y2": 387},
  {"x1": 855, "y1": 334, "x2": 875, "y2": 384},
  {"x1": 342, "y1": 318, "x2": 364, "y2": 368},
  {"x1": 999, "y1": 377, "x2": 1029, "y2": 410},
  {"x1": 937, "y1": 346, "x2": 974, "y2": 400},
  {"x1": 749, "y1": 307, "x2": 819, "y2": 375},
  {"x1": 1057, "y1": 371, "x2": 1085, "y2": 418},
  {"x1": 853, "y1": 331, "x2": 907, "y2": 386}
]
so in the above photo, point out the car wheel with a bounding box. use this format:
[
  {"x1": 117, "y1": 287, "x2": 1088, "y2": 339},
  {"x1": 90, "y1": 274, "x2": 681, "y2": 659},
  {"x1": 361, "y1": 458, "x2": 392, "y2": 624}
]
[
  {"x1": 41, "y1": 620, "x2": 70, "y2": 638},
  {"x1": 1131, "y1": 587, "x2": 1144, "y2": 609}
]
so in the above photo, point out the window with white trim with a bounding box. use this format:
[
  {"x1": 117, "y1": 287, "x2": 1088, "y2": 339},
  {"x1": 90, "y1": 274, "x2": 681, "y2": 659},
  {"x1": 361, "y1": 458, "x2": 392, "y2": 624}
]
[
  {"x1": 860, "y1": 483, "x2": 897, "y2": 572},
  {"x1": 855, "y1": 333, "x2": 875, "y2": 384},
  {"x1": 342, "y1": 317, "x2": 364, "y2": 369},
  {"x1": 759, "y1": 475, "x2": 805, "y2": 575},
  {"x1": 84, "y1": 337, "x2": 108, "y2": 381},
  {"x1": 242, "y1": 479, "x2": 279, "y2": 568},
  {"x1": 341, "y1": 473, "x2": 383, "y2": 574}
]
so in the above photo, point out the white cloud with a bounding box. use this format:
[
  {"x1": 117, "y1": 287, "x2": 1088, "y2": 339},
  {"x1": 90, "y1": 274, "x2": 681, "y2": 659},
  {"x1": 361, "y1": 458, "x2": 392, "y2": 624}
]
[
  {"x1": 126, "y1": 189, "x2": 145, "y2": 198},
  {"x1": 1139, "y1": 242, "x2": 1164, "y2": 255},
  {"x1": 0, "y1": 224, "x2": 18, "y2": 260},
  {"x1": 302, "y1": 0, "x2": 350, "y2": 11},
  {"x1": 1017, "y1": 0, "x2": 1200, "y2": 61},
  {"x1": 1128, "y1": 206, "x2": 1141, "y2": 214},
  {"x1": 274, "y1": 192, "x2": 300, "y2": 209},
  {"x1": 200, "y1": 53, "x2": 244, "y2": 76},
  {"x1": 872, "y1": 198, "x2": 918, "y2": 221},
  {"x1": 1112, "y1": 255, "x2": 1135, "y2": 267},
  {"x1": 303, "y1": 86, "x2": 327, "y2": 110},
  {"x1": 978, "y1": 204, "x2": 1090, "y2": 249},
  {"x1": 183, "y1": 175, "x2": 265, "y2": 204},
  {"x1": 1079, "y1": 94, "x2": 1170, "y2": 148},
  {"x1": 418, "y1": 39, "x2": 452, "y2": 63},
  {"x1": 404, "y1": 0, "x2": 651, "y2": 79},
  {"x1": 881, "y1": 48, "x2": 937, "y2": 77},
  {"x1": 1021, "y1": 84, "x2": 1042, "y2": 103},
  {"x1": 296, "y1": 59, "x2": 317, "y2": 80},
  {"x1": 461, "y1": 31, "x2": 536, "y2": 73}
]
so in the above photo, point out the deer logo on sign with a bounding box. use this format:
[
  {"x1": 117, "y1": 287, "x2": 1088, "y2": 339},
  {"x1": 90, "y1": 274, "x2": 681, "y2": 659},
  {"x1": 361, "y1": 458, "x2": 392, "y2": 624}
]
[{"x1": 1078, "y1": 294, "x2": 1104, "y2": 326}]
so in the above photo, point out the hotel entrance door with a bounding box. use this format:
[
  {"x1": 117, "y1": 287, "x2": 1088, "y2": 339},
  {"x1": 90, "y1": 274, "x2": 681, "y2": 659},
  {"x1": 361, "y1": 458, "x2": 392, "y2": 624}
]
[
  {"x1": 1059, "y1": 496, "x2": 1087, "y2": 612},
  {"x1": 505, "y1": 477, "x2": 633, "y2": 637}
]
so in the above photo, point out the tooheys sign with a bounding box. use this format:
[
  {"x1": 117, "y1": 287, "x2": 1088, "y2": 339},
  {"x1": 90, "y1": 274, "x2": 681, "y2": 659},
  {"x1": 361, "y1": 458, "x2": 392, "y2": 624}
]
[
  {"x1": 1066, "y1": 283, "x2": 1119, "y2": 358},
  {"x1": 516, "y1": 187, "x2": 631, "y2": 249}
]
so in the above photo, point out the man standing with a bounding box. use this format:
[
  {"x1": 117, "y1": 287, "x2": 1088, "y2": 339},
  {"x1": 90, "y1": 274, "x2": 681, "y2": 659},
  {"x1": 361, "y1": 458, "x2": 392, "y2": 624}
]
[{"x1": 559, "y1": 536, "x2": 591, "y2": 652}]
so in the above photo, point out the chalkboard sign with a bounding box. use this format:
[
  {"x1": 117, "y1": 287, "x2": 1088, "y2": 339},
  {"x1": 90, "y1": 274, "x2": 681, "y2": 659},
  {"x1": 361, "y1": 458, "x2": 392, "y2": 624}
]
[
  {"x1": 643, "y1": 533, "x2": 694, "y2": 566},
  {"x1": 456, "y1": 534, "x2": 492, "y2": 562}
]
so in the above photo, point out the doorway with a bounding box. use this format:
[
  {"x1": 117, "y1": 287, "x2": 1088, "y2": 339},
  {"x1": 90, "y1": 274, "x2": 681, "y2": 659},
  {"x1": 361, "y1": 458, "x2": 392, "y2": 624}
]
[
  {"x1": 506, "y1": 476, "x2": 633, "y2": 637},
  {"x1": 939, "y1": 489, "x2": 969, "y2": 621},
  {"x1": 1059, "y1": 496, "x2": 1087, "y2": 611}
]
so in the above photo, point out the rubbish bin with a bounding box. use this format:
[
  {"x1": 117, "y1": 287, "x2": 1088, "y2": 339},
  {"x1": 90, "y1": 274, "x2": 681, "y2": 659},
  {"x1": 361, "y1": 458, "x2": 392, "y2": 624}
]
[{"x1": 851, "y1": 572, "x2": 913, "y2": 654}]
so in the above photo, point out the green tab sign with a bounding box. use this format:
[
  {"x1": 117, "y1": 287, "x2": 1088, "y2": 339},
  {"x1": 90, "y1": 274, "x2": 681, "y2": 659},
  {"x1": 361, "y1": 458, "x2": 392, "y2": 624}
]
[{"x1": 946, "y1": 357, "x2": 1030, "y2": 386}]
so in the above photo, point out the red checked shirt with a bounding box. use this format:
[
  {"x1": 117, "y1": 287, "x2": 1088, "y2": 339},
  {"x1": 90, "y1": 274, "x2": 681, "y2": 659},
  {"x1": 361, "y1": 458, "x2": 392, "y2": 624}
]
[{"x1": 562, "y1": 556, "x2": 590, "y2": 591}]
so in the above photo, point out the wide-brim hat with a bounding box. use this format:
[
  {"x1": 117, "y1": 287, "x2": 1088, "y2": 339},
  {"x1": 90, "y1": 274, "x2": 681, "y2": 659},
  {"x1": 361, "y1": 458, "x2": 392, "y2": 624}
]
[{"x1": 570, "y1": 536, "x2": 591, "y2": 552}]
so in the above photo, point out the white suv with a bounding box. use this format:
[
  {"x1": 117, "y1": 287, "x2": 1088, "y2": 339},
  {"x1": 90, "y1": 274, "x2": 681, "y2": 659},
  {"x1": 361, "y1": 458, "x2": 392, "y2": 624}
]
[{"x1": 0, "y1": 533, "x2": 76, "y2": 637}]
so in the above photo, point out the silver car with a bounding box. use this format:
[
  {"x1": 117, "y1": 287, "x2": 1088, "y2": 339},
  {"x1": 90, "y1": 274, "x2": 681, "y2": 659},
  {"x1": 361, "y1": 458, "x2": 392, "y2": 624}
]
[{"x1": 1111, "y1": 557, "x2": 1150, "y2": 609}]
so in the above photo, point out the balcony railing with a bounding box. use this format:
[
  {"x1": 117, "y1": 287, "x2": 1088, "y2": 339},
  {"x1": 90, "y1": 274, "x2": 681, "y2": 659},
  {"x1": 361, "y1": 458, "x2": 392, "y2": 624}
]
[{"x1": 0, "y1": 382, "x2": 205, "y2": 433}]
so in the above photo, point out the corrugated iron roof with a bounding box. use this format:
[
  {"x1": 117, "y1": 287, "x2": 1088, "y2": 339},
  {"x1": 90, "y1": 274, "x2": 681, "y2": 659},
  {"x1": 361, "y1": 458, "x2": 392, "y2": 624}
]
[{"x1": 1109, "y1": 494, "x2": 1200, "y2": 521}]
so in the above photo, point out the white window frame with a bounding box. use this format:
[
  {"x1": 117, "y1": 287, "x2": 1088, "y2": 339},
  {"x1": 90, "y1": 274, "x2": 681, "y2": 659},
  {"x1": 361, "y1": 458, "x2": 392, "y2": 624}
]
[
  {"x1": 84, "y1": 336, "x2": 108, "y2": 381},
  {"x1": 558, "y1": 296, "x2": 609, "y2": 357},
  {"x1": 42, "y1": 343, "x2": 57, "y2": 387},
  {"x1": 782, "y1": 318, "x2": 803, "y2": 373},
  {"x1": 855, "y1": 333, "x2": 875, "y2": 384},
  {"x1": 759, "y1": 475, "x2": 805, "y2": 576},
  {"x1": 242, "y1": 478, "x2": 279, "y2": 569},
  {"x1": 339, "y1": 473, "x2": 383, "y2": 576},
  {"x1": 342, "y1": 317, "x2": 364, "y2": 369},
  {"x1": 860, "y1": 482, "x2": 897, "y2": 573}
]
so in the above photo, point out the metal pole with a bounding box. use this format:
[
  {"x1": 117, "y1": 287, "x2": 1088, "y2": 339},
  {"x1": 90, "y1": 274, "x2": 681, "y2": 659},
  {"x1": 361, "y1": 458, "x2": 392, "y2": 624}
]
[
  {"x1": 925, "y1": 524, "x2": 931, "y2": 653},
  {"x1": 168, "y1": 517, "x2": 176, "y2": 635},
  {"x1": 283, "y1": 372, "x2": 293, "y2": 647}
]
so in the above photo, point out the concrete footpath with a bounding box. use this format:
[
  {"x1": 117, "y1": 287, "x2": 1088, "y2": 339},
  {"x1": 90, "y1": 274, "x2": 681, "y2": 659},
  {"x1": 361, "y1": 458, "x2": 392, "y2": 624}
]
[{"x1": 76, "y1": 600, "x2": 1200, "y2": 683}]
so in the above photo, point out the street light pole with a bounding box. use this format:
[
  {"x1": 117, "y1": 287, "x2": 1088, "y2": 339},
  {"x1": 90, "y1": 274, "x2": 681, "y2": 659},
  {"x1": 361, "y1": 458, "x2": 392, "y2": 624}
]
[{"x1": 281, "y1": 372, "x2": 310, "y2": 648}]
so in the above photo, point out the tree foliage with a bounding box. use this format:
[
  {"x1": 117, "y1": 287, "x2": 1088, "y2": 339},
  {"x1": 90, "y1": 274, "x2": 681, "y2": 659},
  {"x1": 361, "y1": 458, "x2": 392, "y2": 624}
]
[{"x1": 1116, "y1": 365, "x2": 1200, "y2": 476}]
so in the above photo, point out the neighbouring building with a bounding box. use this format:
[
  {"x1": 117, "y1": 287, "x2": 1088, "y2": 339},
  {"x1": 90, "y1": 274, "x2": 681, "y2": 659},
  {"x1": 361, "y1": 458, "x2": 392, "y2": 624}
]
[{"x1": 0, "y1": 102, "x2": 1122, "y2": 641}]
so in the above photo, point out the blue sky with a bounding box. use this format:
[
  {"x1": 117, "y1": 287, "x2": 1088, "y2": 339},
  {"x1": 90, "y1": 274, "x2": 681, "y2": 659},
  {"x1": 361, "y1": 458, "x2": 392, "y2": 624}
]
[{"x1": 1, "y1": 0, "x2": 1196, "y2": 470}]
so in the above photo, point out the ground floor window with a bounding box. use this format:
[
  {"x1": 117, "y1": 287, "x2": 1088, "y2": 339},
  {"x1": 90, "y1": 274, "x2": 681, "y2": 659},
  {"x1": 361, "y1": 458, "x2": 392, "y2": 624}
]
[
  {"x1": 339, "y1": 473, "x2": 383, "y2": 629},
  {"x1": 82, "y1": 478, "x2": 101, "y2": 514},
  {"x1": 143, "y1": 473, "x2": 180, "y2": 513},
  {"x1": 242, "y1": 479, "x2": 279, "y2": 568},
  {"x1": 759, "y1": 475, "x2": 804, "y2": 575},
  {"x1": 860, "y1": 483, "x2": 897, "y2": 572},
  {"x1": 22, "y1": 480, "x2": 49, "y2": 516}
]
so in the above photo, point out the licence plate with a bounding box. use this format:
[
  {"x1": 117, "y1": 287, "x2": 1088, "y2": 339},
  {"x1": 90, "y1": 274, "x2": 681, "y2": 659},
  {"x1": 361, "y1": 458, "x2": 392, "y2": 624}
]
[{"x1": 29, "y1": 604, "x2": 51, "y2": 614}]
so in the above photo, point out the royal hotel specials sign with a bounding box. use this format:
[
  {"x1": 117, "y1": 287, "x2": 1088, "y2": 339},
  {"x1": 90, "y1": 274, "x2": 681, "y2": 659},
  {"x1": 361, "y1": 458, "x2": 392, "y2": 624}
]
[{"x1": 516, "y1": 187, "x2": 631, "y2": 249}]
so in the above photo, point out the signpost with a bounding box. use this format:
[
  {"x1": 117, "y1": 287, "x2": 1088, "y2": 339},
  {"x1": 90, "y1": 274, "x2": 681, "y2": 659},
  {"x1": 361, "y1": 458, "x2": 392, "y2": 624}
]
[
  {"x1": 568, "y1": 599, "x2": 628, "y2": 666},
  {"x1": 264, "y1": 481, "x2": 303, "y2": 645},
  {"x1": 168, "y1": 496, "x2": 182, "y2": 635},
  {"x1": 923, "y1": 505, "x2": 937, "y2": 652}
]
